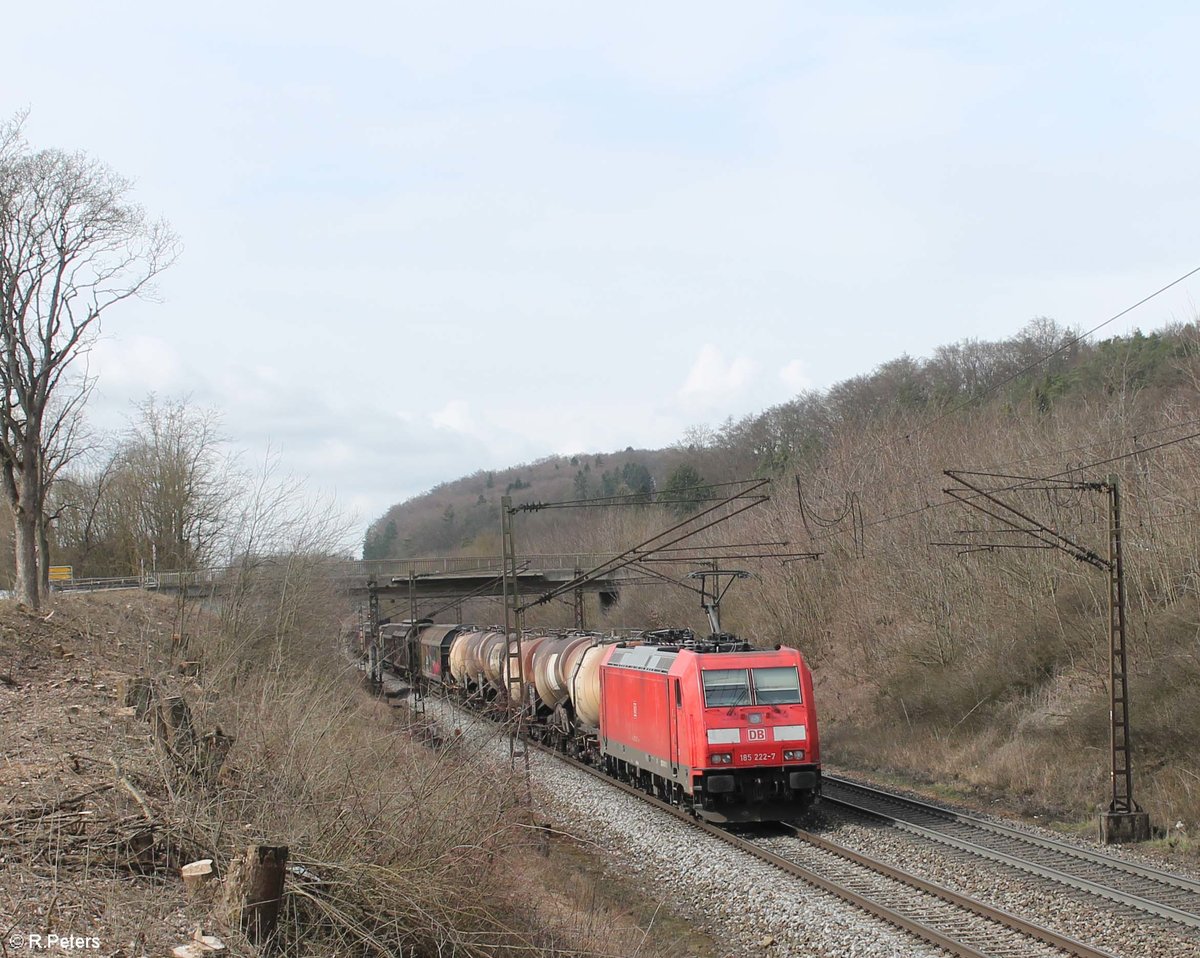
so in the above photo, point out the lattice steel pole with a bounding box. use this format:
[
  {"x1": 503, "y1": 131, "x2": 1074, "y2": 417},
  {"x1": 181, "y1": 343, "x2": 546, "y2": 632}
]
[
  {"x1": 573, "y1": 566, "x2": 585, "y2": 631},
  {"x1": 409, "y1": 571, "x2": 425, "y2": 716},
  {"x1": 367, "y1": 579, "x2": 381, "y2": 693},
  {"x1": 941, "y1": 470, "x2": 1152, "y2": 843},
  {"x1": 501, "y1": 497, "x2": 532, "y2": 784},
  {"x1": 1100, "y1": 476, "x2": 1149, "y2": 842}
]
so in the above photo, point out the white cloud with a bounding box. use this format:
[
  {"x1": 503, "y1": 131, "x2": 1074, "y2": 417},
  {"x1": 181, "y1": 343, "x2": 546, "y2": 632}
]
[
  {"x1": 89, "y1": 334, "x2": 184, "y2": 393},
  {"x1": 10, "y1": 5, "x2": 1200, "y2": 559},
  {"x1": 779, "y1": 359, "x2": 811, "y2": 393},
  {"x1": 677, "y1": 344, "x2": 755, "y2": 410},
  {"x1": 431, "y1": 400, "x2": 472, "y2": 433}
]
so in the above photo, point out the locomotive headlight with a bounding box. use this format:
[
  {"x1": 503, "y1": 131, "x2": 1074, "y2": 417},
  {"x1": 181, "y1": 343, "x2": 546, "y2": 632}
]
[
  {"x1": 709, "y1": 753, "x2": 732, "y2": 765},
  {"x1": 783, "y1": 749, "x2": 806, "y2": 761}
]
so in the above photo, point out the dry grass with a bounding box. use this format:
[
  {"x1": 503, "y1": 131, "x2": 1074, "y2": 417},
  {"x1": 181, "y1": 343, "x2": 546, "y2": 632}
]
[
  {"x1": 434, "y1": 394, "x2": 1200, "y2": 855},
  {"x1": 1, "y1": 587, "x2": 705, "y2": 957},
  {"x1": 182, "y1": 584, "x2": 709, "y2": 957}
]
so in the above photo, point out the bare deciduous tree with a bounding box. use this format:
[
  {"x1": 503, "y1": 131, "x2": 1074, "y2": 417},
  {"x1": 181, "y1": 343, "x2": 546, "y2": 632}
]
[
  {"x1": 49, "y1": 395, "x2": 235, "y2": 579},
  {"x1": 46, "y1": 447, "x2": 121, "y2": 575},
  {"x1": 218, "y1": 447, "x2": 354, "y2": 664},
  {"x1": 121, "y1": 395, "x2": 233, "y2": 574},
  {"x1": 0, "y1": 114, "x2": 178, "y2": 606}
]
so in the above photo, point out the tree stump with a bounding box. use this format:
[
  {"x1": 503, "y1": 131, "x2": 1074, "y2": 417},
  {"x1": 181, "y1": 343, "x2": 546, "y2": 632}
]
[
  {"x1": 120, "y1": 827, "x2": 159, "y2": 871},
  {"x1": 222, "y1": 845, "x2": 288, "y2": 944},
  {"x1": 181, "y1": 858, "x2": 216, "y2": 894},
  {"x1": 117, "y1": 675, "x2": 155, "y2": 719},
  {"x1": 155, "y1": 694, "x2": 198, "y2": 768},
  {"x1": 197, "y1": 728, "x2": 234, "y2": 782}
]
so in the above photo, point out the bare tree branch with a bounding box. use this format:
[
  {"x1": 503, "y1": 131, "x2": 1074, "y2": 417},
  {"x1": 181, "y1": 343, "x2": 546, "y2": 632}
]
[{"x1": 0, "y1": 112, "x2": 179, "y2": 606}]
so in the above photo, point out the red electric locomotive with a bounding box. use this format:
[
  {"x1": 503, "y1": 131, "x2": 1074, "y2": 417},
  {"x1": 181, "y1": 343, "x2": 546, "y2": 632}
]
[{"x1": 598, "y1": 630, "x2": 820, "y2": 823}]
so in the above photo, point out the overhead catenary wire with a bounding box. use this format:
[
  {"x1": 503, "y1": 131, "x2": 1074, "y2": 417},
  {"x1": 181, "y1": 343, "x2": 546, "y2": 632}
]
[
  {"x1": 855, "y1": 419, "x2": 1200, "y2": 532},
  {"x1": 1043, "y1": 429, "x2": 1200, "y2": 481},
  {"x1": 521, "y1": 493, "x2": 771, "y2": 612},
  {"x1": 978, "y1": 414, "x2": 1200, "y2": 474},
  {"x1": 514, "y1": 477, "x2": 766, "y2": 512},
  {"x1": 797, "y1": 266, "x2": 1200, "y2": 544},
  {"x1": 890, "y1": 263, "x2": 1200, "y2": 447},
  {"x1": 943, "y1": 476, "x2": 1108, "y2": 569},
  {"x1": 648, "y1": 540, "x2": 789, "y2": 553},
  {"x1": 807, "y1": 423, "x2": 1200, "y2": 543},
  {"x1": 516, "y1": 479, "x2": 772, "y2": 613},
  {"x1": 921, "y1": 434, "x2": 1200, "y2": 560},
  {"x1": 625, "y1": 560, "x2": 707, "y2": 597},
  {"x1": 637, "y1": 551, "x2": 821, "y2": 563},
  {"x1": 423, "y1": 565, "x2": 527, "y2": 620},
  {"x1": 957, "y1": 428, "x2": 1200, "y2": 496},
  {"x1": 518, "y1": 493, "x2": 763, "y2": 511},
  {"x1": 791, "y1": 504, "x2": 1200, "y2": 566}
]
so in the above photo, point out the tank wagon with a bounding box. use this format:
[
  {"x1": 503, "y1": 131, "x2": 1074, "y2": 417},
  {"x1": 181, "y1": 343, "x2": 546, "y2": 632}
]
[{"x1": 379, "y1": 622, "x2": 821, "y2": 823}]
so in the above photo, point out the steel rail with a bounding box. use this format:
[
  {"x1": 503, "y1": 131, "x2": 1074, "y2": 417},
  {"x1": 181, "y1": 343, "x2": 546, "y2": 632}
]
[
  {"x1": 775, "y1": 822, "x2": 1114, "y2": 958},
  {"x1": 541, "y1": 746, "x2": 1114, "y2": 958},
  {"x1": 824, "y1": 775, "x2": 1200, "y2": 930},
  {"x1": 370, "y1": 661, "x2": 1116, "y2": 957}
]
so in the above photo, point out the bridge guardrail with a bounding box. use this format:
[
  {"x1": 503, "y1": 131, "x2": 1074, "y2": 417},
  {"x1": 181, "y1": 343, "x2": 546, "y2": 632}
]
[
  {"x1": 51, "y1": 555, "x2": 627, "y2": 595},
  {"x1": 54, "y1": 575, "x2": 145, "y2": 592}
]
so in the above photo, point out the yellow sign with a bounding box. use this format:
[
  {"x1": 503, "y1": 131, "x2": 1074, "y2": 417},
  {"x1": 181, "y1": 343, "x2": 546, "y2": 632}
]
[{"x1": 48, "y1": 565, "x2": 73, "y2": 581}]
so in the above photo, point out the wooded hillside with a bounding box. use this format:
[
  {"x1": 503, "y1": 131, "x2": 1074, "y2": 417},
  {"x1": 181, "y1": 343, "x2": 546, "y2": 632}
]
[{"x1": 368, "y1": 318, "x2": 1200, "y2": 837}]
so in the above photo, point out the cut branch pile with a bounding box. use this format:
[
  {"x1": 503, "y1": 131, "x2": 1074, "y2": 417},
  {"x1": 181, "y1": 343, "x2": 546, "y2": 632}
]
[
  {"x1": 0, "y1": 781, "x2": 209, "y2": 875},
  {"x1": 1, "y1": 673, "x2": 230, "y2": 878}
]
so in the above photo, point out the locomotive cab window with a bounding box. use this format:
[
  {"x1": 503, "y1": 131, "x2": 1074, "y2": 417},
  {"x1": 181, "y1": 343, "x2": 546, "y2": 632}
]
[
  {"x1": 702, "y1": 669, "x2": 751, "y2": 707},
  {"x1": 752, "y1": 666, "x2": 802, "y2": 705}
]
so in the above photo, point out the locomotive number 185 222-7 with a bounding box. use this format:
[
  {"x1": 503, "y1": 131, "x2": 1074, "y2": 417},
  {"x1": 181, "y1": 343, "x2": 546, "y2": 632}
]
[{"x1": 740, "y1": 752, "x2": 775, "y2": 763}]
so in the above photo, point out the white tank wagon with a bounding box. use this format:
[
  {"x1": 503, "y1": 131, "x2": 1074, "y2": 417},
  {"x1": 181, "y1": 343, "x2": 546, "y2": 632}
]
[
  {"x1": 499, "y1": 633, "x2": 548, "y2": 700},
  {"x1": 399, "y1": 624, "x2": 640, "y2": 755},
  {"x1": 530, "y1": 634, "x2": 594, "y2": 709}
]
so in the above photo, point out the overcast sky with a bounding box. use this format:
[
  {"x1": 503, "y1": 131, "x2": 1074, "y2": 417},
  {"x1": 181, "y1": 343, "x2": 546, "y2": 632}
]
[{"x1": 6, "y1": 3, "x2": 1199, "y2": 547}]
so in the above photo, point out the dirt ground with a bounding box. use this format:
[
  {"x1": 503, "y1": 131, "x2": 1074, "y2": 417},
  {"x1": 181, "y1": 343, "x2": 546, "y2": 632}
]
[
  {"x1": 0, "y1": 591, "x2": 217, "y2": 958},
  {"x1": 1, "y1": 592, "x2": 713, "y2": 958}
]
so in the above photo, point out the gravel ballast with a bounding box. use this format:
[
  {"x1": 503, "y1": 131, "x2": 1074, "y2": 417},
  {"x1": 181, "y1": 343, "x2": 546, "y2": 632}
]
[
  {"x1": 406, "y1": 684, "x2": 1200, "y2": 958},
  {"x1": 422, "y1": 695, "x2": 942, "y2": 958}
]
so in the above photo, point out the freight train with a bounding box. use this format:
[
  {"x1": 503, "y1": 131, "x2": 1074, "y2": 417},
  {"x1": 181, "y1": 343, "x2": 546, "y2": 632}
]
[{"x1": 371, "y1": 622, "x2": 821, "y2": 823}]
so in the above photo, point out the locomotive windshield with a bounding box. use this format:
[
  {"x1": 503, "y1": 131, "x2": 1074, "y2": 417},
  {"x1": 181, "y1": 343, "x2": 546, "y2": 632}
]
[
  {"x1": 702, "y1": 666, "x2": 802, "y2": 707},
  {"x1": 752, "y1": 666, "x2": 802, "y2": 705},
  {"x1": 702, "y1": 668, "x2": 751, "y2": 707}
]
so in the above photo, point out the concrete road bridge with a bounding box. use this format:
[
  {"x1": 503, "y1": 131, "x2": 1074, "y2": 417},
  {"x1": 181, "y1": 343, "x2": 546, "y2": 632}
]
[{"x1": 54, "y1": 554, "x2": 635, "y2": 608}]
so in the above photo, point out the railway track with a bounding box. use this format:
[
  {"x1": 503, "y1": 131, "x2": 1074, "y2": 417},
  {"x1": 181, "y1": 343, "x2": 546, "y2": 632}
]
[
  {"x1": 543, "y1": 746, "x2": 1116, "y2": 958},
  {"x1": 824, "y1": 775, "x2": 1200, "y2": 933},
  {"x1": 367, "y1": 663, "x2": 1159, "y2": 956}
]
